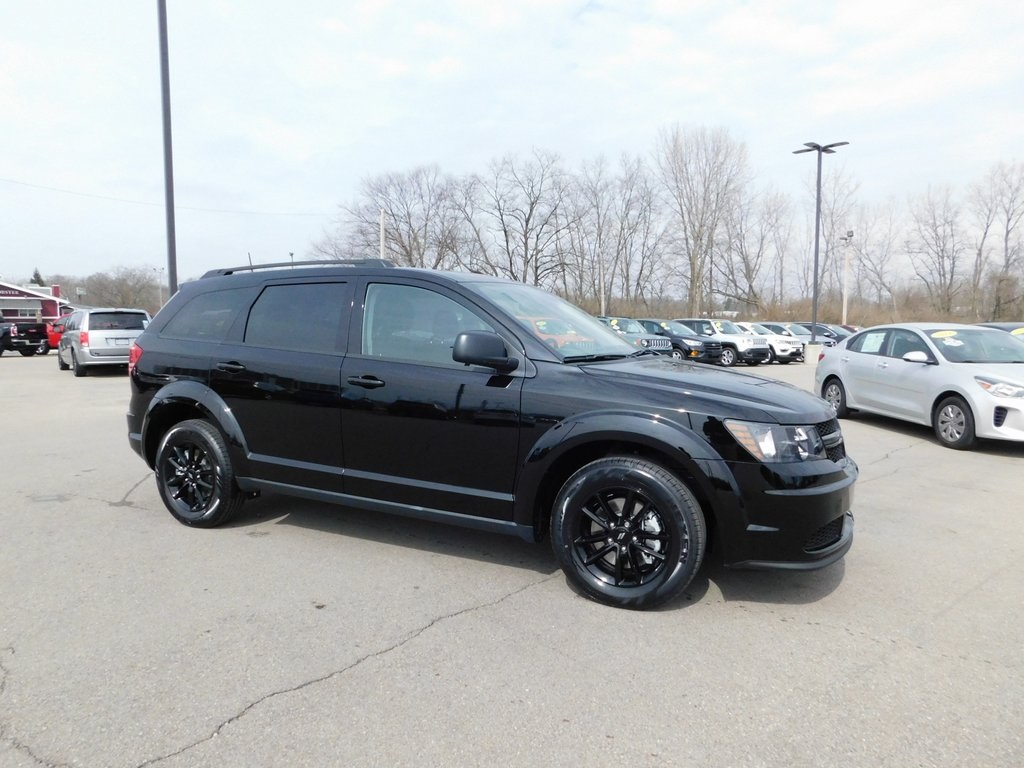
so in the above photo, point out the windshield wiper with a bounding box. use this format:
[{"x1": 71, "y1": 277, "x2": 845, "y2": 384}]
[
  {"x1": 628, "y1": 348, "x2": 663, "y2": 358},
  {"x1": 562, "y1": 353, "x2": 631, "y2": 363}
]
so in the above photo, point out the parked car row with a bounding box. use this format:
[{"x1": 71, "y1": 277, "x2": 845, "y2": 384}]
[{"x1": 816, "y1": 322, "x2": 1024, "y2": 450}]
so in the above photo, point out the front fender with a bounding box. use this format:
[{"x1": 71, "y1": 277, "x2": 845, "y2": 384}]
[
  {"x1": 512, "y1": 409, "x2": 732, "y2": 532},
  {"x1": 141, "y1": 381, "x2": 250, "y2": 473}
]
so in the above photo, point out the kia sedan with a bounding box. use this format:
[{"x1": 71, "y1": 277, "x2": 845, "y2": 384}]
[{"x1": 815, "y1": 323, "x2": 1024, "y2": 449}]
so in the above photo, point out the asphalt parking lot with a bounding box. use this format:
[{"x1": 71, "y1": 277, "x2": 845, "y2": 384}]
[{"x1": 1, "y1": 352, "x2": 1021, "y2": 767}]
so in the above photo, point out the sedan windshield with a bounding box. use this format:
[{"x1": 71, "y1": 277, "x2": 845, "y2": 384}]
[
  {"x1": 475, "y1": 282, "x2": 634, "y2": 359},
  {"x1": 927, "y1": 328, "x2": 1024, "y2": 363}
]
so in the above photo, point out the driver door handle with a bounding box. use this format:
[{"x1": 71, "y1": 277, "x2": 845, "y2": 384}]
[{"x1": 347, "y1": 375, "x2": 385, "y2": 389}]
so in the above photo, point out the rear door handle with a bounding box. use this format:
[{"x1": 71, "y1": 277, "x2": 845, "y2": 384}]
[
  {"x1": 215, "y1": 361, "x2": 247, "y2": 373},
  {"x1": 347, "y1": 375, "x2": 385, "y2": 389}
]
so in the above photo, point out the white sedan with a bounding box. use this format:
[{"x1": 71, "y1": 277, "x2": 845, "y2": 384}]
[{"x1": 814, "y1": 322, "x2": 1024, "y2": 449}]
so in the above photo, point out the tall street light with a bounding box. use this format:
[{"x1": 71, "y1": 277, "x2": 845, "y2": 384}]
[{"x1": 792, "y1": 141, "x2": 848, "y2": 344}]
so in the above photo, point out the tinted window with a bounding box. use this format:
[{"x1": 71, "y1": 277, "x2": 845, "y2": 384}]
[
  {"x1": 245, "y1": 283, "x2": 348, "y2": 353},
  {"x1": 163, "y1": 288, "x2": 252, "y2": 342},
  {"x1": 361, "y1": 283, "x2": 494, "y2": 364},
  {"x1": 88, "y1": 311, "x2": 148, "y2": 330}
]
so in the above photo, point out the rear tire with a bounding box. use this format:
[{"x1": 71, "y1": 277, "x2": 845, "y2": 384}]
[
  {"x1": 550, "y1": 456, "x2": 706, "y2": 609},
  {"x1": 18, "y1": 348, "x2": 35, "y2": 357},
  {"x1": 155, "y1": 419, "x2": 244, "y2": 527},
  {"x1": 71, "y1": 350, "x2": 86, "y2": 377},
  {"x1": 58, "y1": 349, "x2": 70, "y2": 370},
  {"x1": 36, "y1": 342, "x2": 50, "y2": 355}
]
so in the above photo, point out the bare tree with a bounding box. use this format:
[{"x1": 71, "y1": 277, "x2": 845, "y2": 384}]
[
  {"x1": 314, "y1": 166, "x2": 461, "y2": 270},
  {"x1": 458, "y1": 149, "x2": 572, "y2": 286},
  {"x1": 82, "y1": 266, "x2": 161, "y2": 313},
  {"x1": 655, "y1": 126, "x2": 749, "y2": 314},
  {"x1": 716, "y1": 187, "x2": 791, "y2": 311},
  {"x1": 907, "y1": 186, "x2": 966, "y2": 314},
  {"x1": 852, "y1": 200, "x2": 904, "y2": 318},
  {"x1": 972, "y1": 161, "x2": 1024, "y2": 319}
]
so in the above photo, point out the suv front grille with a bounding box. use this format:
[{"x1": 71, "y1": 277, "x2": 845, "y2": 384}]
[{"x1": 815, "y1": 418, "x2": 846, "y2": 462}]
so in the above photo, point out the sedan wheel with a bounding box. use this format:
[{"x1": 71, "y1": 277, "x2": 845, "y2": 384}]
[
  {"x1": 155, "y1": 419, "x2": 244, "y2": 527},
  {"x1": 934, "y1": 396, "x2": 976, "y2": 450},
  {"x1": 822, "y1": 377, "x2": 849, "y2": 418},
  {"x1": 551, "y1": 456, "x2": 706, "y2": 609}
]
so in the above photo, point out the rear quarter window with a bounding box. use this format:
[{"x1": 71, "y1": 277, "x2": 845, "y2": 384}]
[{"x1": 161, "y1": 288, "x2": 252, "y2": 342}]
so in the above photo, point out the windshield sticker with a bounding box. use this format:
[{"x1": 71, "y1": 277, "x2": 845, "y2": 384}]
[
  {"x1": 930, "y1": 330, "x2": 958, "y2": 338},
  {"x1": 1012, "y1": 328, "x2": 1024, "y2": 336},
  {"x1": 940, "y1": 338, "x2": 964, "y2": 347}
]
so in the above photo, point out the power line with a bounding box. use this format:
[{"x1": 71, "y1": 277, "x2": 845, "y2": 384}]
[{"x1": 0, "y1": 176, "x2": 329, "y2": 217}]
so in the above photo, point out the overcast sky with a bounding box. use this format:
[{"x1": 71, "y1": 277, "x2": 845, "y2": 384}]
[{"x1": 2, "y1": 0, "x2": 1022, "y2": 286}]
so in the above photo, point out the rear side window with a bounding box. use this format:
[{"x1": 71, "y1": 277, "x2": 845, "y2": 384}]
[
  {"x1": 88, "y1": 312, "x2": 148, "y2": 330},
  {"x1": 162, "y1": 288, "x2": 251, "y2": 342},
  {"x1": 848, "y1": 330, "x2": 887, "y2": 354},
  {"x1": 245, "y1": 283, "x2": 349, "y2": 353}
]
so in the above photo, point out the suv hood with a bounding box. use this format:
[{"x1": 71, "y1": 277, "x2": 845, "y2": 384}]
[{"x1": 579, "y1": 356, "x2": 831, "y2": 425}]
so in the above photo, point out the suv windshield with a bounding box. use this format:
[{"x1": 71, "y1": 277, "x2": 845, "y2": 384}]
[
  {"x1": 713, "y1": 320, "x2": 743, "y2": 335},
  {"x1": 475, "y1": 282, "x2": 632, "y2": 359},
  {"x1": 608, "y1": 317, "x2": 645, "y2": 334}
]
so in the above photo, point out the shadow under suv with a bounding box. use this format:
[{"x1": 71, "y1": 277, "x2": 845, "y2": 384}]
[{"x1": 127, "y1": 261, "x2": 856, "y2": 609}]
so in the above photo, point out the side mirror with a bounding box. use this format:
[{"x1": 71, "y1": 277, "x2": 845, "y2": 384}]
[
  {"x1": 453, "y1": 331, "x2": 519, "y2": 372},
  {"x1": 903, "y1": 350, "x2": 935, "y2": 364}
]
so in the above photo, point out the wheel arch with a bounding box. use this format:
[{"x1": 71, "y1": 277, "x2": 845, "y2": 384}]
[
  {"x1": 931, "y1": 388, "x2": 972, "y2": 419},
  {"x1": 514, "y1": 414, "x2": 724, "y2": 555},
  {"x1": 140, "y1": 381, "x2": 250, "y2": 473}
]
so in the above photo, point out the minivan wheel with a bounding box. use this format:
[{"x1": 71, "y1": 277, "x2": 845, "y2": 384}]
[
  {"x1": 934, "y1": 396, "x2": 976, "y2": 450},
  {"x1": 155, "y1": 419, "x2": 244, "y2": 527},
  {"x1": 71, "y1": 349, "x2": 86, "y2": 376},
  {"x1": 551, "y1": 456, "x2": 706, "y2": 609},
  {"x1": 822, "y1": 377, "x2": 849, "y2": 418},
  {"x1": 719, "y1": 347, "x2": 737, "y2": 366}
]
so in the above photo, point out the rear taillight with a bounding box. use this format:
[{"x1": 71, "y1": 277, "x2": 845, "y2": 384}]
[
  {"x1": 79, "y1": 331, "x2": 89, "y2": 347},
  {"x1": 128, "y1": 342, "x2": 143, "y2": 376}
]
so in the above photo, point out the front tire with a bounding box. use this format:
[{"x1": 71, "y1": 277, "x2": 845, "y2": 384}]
[
  {"x1": 822, "y1": 377, "x2": 849, "y2": 418},
  {"x1": 670, "y1": 346, "x2": 685, "y2": 361},
  {"x1": 719, "y1": 347, "x2": 737, "y2": 367},
  {"x1": 36, "y1": 342, "x2": 50, "y2": 355},
  {"x1": 155, "y1": 419, "x2": 244, "y2": 527},
  {"x1": 551, "y1": 456, "x2": 706, "y2": 609},
  {"x1": 934, "y1": 396, "x2": 976, "y2": 450}
]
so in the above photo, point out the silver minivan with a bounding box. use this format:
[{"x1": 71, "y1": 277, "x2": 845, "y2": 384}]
[{"x1": 57, "y1": 308, "x2": 150, "y2": 376}]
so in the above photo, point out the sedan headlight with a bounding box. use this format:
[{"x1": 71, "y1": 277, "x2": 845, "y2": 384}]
[
  {"x1": 725, "y1": 420, "x2": 826, "y2": 462},
  {"x1": 975, "y1": 376, "x2": 1024, "y2": 398}
]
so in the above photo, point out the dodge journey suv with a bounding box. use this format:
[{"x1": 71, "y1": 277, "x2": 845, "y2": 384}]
[{"x1": 127, "y1": 260, "x2": 856, "y2": 609}]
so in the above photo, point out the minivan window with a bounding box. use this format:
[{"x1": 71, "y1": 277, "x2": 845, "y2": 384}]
[{"x1": 89, "y1": 312, "x2": 147, "y2": 330}]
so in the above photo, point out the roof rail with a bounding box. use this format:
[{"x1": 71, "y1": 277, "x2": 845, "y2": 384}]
[{"x1": 201, "y1": 259, "x2": 396, "y2": 278}]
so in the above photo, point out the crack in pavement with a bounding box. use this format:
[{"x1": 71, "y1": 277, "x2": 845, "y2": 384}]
[
  {"x1": 134, "y1": 573, "x2": 559, "y2": 768},
  {"x1": 0, "y1": 646, "x2": 72, "y2": 768}
]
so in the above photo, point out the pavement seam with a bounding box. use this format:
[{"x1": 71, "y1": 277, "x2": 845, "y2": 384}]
[
  {"x1": 0, "y1": 645, "x2": 72, "y2": 768},
  {"x1": 133, "y1": 573, "x2": 558, "y2": 768}
]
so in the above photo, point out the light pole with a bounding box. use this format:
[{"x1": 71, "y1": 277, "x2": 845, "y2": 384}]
[
  {"x1": 793, "y1": 141, "x2": 848, "y2": 343},
  {"x1": 839, "y1": 230, "x2": 854, "y2": 326}
]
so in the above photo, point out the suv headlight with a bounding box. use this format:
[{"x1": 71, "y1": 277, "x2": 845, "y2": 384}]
[
  {"x1": 724, "y1": 420, "x2": 826, "y2": 462},
  {"x1": 975, "y1": 377, "x2": 1024, "y2": 398}
]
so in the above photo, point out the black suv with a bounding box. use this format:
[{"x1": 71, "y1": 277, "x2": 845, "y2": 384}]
[{"x1": 127, "y1": 261, "x2": 856, "y2": 609}]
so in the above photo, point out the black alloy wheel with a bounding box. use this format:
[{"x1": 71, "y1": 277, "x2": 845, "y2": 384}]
[
  {"x1": 551, "y1": 456, "x2": 706, "y2": 609},
  {"x1": 155, "y1": 419, "x2": 244, "y2": 527}
]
